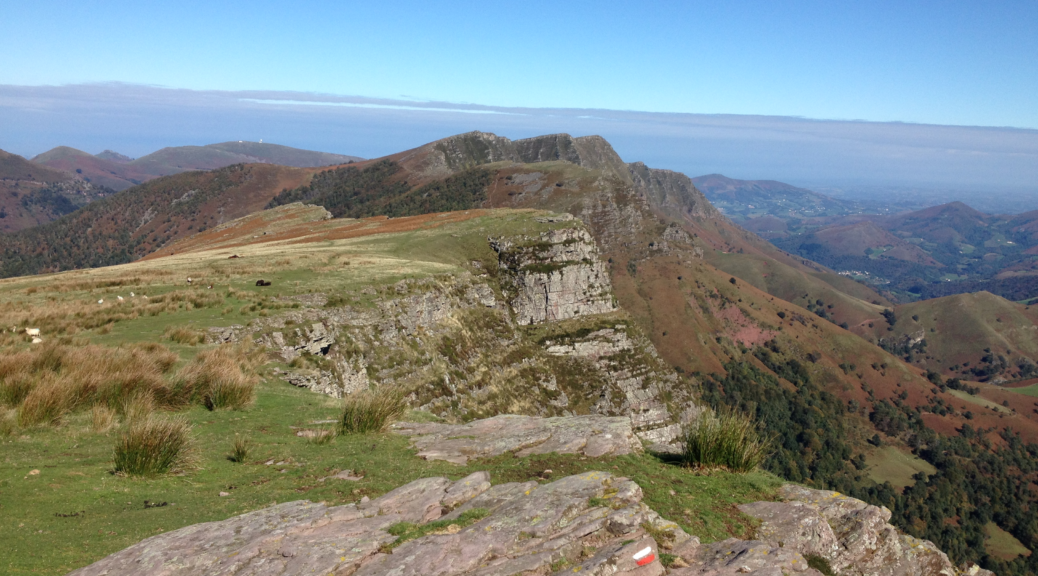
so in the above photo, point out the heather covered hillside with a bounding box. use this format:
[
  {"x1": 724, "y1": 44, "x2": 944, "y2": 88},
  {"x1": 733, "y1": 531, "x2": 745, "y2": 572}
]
[{"x1": 0, "y1": 148, "x2": 112, "y2": 234}]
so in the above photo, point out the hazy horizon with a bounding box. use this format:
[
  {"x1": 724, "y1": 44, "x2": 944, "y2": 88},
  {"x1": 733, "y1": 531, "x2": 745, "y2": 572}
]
[{"x1": 3, "y1": 82, "x2": 1036, "y2": 213}]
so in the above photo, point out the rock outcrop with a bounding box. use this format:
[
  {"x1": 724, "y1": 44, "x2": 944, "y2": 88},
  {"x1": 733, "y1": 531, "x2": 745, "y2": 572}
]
[
  {"x1": 491, "y1": 226, "x2": 616, "y2": 325},
  {"x1": 392, "y1": 414, "x2": 642, "y2": 464},
  {"x1": 210, "y1": 221, "x2": 683, "y2": 443},
  {"x1": 67, "y1": 468, "x2": 988, "y2": 576},
  {"x1": 68, "y1": 471, "x2": 691, "y2": 576},
  {"x1": 736, "y1": 484, "x2": 962, "y2": 576}
]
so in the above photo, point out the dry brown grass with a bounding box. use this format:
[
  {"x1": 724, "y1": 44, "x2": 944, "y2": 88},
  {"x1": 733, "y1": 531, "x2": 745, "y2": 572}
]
[
  {"x1": 173, "y1": 343, "x2": 264, "y2": 410},
  {"x1": 1, "y1": 343, "x2": 178, "y2": 426},
  {"x1": 163, "y1": 326, "x2": 205, "y2": 346},
  {"x1": 0, "y1": 340, "x2": 263, "y2": 426},
  {"x1": 91, "y1": 405, "x2": 117, "y2": 432}
]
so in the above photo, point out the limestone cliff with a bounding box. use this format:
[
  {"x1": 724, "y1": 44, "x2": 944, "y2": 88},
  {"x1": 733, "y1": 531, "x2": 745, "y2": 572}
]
[
  {"x1": 210, "y1": 218, "x2": 683, "y2": 441},
  {"x1": 491, "y1": 224, "x2": 616, "y2": 325}
]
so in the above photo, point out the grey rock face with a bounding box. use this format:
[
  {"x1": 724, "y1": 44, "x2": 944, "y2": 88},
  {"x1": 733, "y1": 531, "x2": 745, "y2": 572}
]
[
  {"x1": 68, "y1": 472, "x2": 688, "y2": 576},
  {"x1": 210, "y1": 223, "x2": 682, "y2": 443},
  {"x1": 627, "y1": 162, "x2": 722, "y2": 222},
  {"x1": 672, "y1": 538, "x2": 824, "y2": 575},
  {"x1": 736, "y1": 485, "x2": 959, "y2": 576},
  {"x1": 492, "y1": 227, "x2": 616, "y2": 325},
  {"x1": 391, "y1": 414, "x2": 642, "y2": 464}
]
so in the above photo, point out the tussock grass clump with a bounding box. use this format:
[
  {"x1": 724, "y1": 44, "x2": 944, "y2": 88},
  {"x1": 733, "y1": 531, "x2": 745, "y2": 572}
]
[
  {"x1": 173, "y1": 343, "x2": 263, "y2": 410},
  {"x1": 163, "y1": 326, "x2": 205, "y2": 346},
  {"x1": 0, "y1": 409, "x2": 17, "y2": 437},
  {"x1": 681, "y1": 408, "x2": 771, "y2": 473},
  {"x1": 121, "y1": 392, "x2": 155, "y2": 424},
  {"x1": 91, "y1": 405, "x2": 117, "y2": 433},
  {"x1": 3, "y1": 343, "x2": 179, "y2": 426},
  {"x1": 113, "y1": 414, "x2": 193, "y2": 476},
  {"x1": 339, "y1": 387, "x2": 407, "y2": 435},
  {"x1": 228, "y1": 435, "x2": 251, "y2": 463},
  {"x1": 307, "y1": 429, "x2": 336, "y2": 445}
]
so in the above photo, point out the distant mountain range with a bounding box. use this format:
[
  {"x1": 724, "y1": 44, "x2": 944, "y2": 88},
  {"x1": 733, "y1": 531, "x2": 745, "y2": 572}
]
[
  {"x1": 694, "y1": 173, "x2": 1038, "y2": 303},
  {"x1": 30, "y1": 141, "x2": 362, "y2": 192}
]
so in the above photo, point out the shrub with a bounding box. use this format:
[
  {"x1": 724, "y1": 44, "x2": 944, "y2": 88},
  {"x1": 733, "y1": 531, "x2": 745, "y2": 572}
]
[
  {"x1": 680, "y1": 407, "x2": 770, "y2": 473},
  {"x1": 113, "y1": 415, "x2": 192, "y2": 476},
  {"x1": 805, "y1": 554, "x2": 836, "y2": 576},
  {"x1": 339, "y1": 387, "x2": 407, "y2": 435},
  {"x1": 228, "y1": 435, "x2": 251, "y2": 463}
]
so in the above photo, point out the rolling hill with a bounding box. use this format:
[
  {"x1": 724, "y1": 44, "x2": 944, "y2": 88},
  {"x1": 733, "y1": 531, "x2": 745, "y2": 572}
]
[
  {"x1": 0, "y1": 149, "x2": 112, "y2": 234},
  {"x1": 32, "y1": 141, "x2": 362, "y2": 191},
  {"x1": 692, "y1": 173, "x2": 867, "y2": 228}
]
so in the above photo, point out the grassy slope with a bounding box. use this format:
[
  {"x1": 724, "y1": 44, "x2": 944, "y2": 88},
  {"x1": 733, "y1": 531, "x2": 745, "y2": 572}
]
[
  {"x1": 0, "y1": 163, "x2": 315, "y2": 278},
  {"x1": 869, "y1": 291, "x2": 1038, "y2": 376},
  {"x1": 0, "y1": 149, "x2": 109, "y2": 234},
  {"x1": 0, "y1": 206, "x2": 781, "y2": 575},
  {"x1": 0, "y1": 380, "x2": 780, "y2": 575},
  {"x1": 864, "y1": 446, "x2": 936, "y2": 490},
  {"x1": 30, "y1": 147, "x2": 149, "y2": 191},
  {"x1": 985, "y1": 522, "x2": 1033, "y2": 561}
]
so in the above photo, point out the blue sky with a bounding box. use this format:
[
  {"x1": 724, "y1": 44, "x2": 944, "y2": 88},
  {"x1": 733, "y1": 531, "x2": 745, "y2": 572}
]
[{"x1": 3, "y1": 0, "x2": 1036, "y2": 128}]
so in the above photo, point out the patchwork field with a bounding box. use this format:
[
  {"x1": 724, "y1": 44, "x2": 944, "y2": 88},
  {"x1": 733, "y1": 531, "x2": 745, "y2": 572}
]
[{"x1": 864, "y1": 446, "x2": 937, "y2": 491}]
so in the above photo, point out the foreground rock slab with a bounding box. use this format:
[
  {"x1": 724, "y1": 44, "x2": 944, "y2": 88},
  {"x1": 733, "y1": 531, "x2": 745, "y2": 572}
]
[
  {"x1": 66, "y1": 474, "x2": 986, "y2": 576},
  {"x1": 391, "y1": 414, "x2": 642, "y2": 464},
  {"x1": 67, "y1": 471, "x2": 687, "y2": 576}
]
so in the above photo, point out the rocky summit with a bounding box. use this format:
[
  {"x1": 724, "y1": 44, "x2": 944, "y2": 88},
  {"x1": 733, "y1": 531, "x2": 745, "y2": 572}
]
[{"x1": 67, "y1": 466, "x2": 982, "y2": 576}]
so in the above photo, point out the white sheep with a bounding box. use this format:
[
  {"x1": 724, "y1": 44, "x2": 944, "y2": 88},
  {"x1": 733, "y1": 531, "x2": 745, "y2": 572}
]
[
  {"x1": 25, "y1": 328, "x2": 40, "y2": 337},
  {"x1": 117, "y1": 296, "x2": 124, "y2": 301},
  {"x1": 130, "y1": 292, "x2": 135, "y2": 297},
  {"x1": 98, "y1": 299, "x2": 104, "y2": 304},
  {"x1": 31, "y1": 337, "x2": 42, "y2": 344}
]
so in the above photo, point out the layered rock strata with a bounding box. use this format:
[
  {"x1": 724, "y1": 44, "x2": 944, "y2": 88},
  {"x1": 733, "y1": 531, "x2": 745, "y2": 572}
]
[
  {"x1": 209, "y1": 223, "x2": 681, "y2": 442},
  {"x1": 67, "y1": 470, "x2": 989, "y2": 576},
  {"x1": 68, "y1": 471, "x2": 689, "y2": 576},
  {"x1": 392, "y1": 414, "x2": 641, "y2": 464},
  {"x1": 491, "y1": 226, "x2": 616, "y2": 325}
]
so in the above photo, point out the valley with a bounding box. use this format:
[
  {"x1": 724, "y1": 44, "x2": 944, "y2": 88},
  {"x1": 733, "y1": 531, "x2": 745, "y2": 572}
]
[{"x1": 2, "y1": 132, "x2": 1037, "y2": 575}]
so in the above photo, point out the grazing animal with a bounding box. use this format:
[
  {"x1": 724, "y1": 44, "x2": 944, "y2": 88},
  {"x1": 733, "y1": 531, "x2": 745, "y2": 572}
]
[
  {"x1": 98, "y1": 299, "x2": 104, "y2": 304},
  {"x1": 228, "y1": 254, "x2": 240, "y2": 259},
  {"x1": 31, "y1": 337, "x2": 42, "y2": 344},
  {"x1": 130, "y1": 292, "x2": 135, "y2": 297},
  {"x1": 255, "y1": 280, "x2": 272, "y2": 287},
  {"x1": 25, "y1": 328, "x2": 40, "y2": 337},
  {"x1": 208, "y1": 285, "x2": 213, "y2": 290},
  {"x1": 187, "y1": 277, "x2": 193, "y2": 284},
  {"x1": 117, "y1": 296, "x2": 124, "y2": 301}
]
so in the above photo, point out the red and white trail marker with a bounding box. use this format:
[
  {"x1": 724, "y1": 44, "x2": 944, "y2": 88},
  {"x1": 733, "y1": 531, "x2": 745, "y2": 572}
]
[{"x1": 633, "y1": 546, "x2": 656, "y2": 566}]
